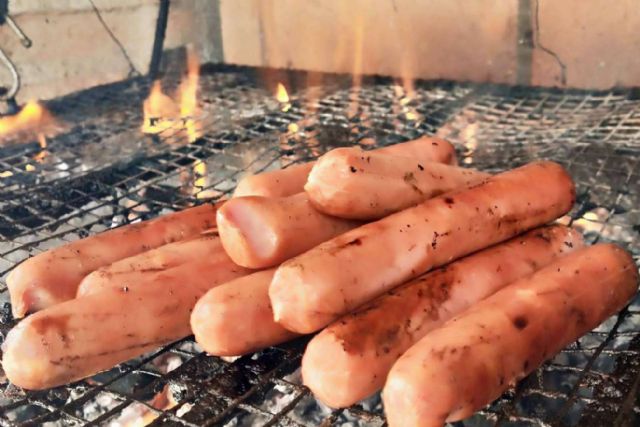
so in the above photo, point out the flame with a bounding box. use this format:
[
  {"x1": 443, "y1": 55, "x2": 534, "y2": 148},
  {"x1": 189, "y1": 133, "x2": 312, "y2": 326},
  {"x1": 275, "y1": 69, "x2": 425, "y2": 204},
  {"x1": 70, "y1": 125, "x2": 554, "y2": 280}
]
[
  {"x1": 118, "y1": 385, "x2": 179, "y2": 427},
  {"x1": 34, "y1": 134, "x2": 49, "y2": 163},
  {"x1": 141, "y1": 48, "x2": 201, "y2": 143},
  {"x1": 0, "y1": 170, "x2": 13, "y2": 178},
  {"x1": 0, "y1": 101, "x2": 58, "y2": 149},
  {"x1": 276, "y1": 83, "x2": 291, "y2": 112},
  {"x1": 393, "y1": 84, "x2": 421, "y2": 122},
  {"x1": 0, "y1": 102, "x2": 48, "y2": 135},
  {"x1": 193, "y1": 160, "x2": 206, "y2": 197},
  {"x1": 572, "y1": 210, "x2": 608, "y2": 234},
  {"x1": 348, "y1": 11, "x2": 365, "y2": 116},
  {"x1": 276, "y1": 83, "x2": 289, "y2": 103},
  {"x1": 141, "y1": 81, "x2": 179, "y2": 135},
  {"x1": 180, "y1": 48, "x2": 201, "y2": 142}
]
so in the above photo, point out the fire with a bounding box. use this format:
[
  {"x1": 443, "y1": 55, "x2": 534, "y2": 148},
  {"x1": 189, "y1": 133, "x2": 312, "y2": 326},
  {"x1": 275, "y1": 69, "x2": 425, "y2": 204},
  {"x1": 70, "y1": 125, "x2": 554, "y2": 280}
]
[
  {"x1": 572, "y1": 209, "x2": 608, "y2": 234},
  {"x1": 348, "y1": 11, "x2": 365, "y2": 117},
  {"x1": 276, "y1": 83, "x2": 291, "y2": 112},
  {"x1": 141, "y1": 47, "x2": 201, "y2": 143},
  {"x1": 180, "y1": 48, "x2": 201, "y2": 142},
  {"x1": 0, "y1": 101, "x2": 47, "y2": 135},
  {"x1": 276, "y1": 83, "x2": 289, "y2": 103},
  {"x1": 193, "y1": 160, "x2": 206, "y2": 197},
  {"x1": 141, "y1": 81, "x2": 179, "y2": 135},
  {"x1": 393, "y1": 84, "x2": 421, "y2": 122},
  {"x1": 117, "y1": 385, "x2": 179, "y2": 427},
  {"x1": 34, "y1": 134, "x2": 48, "y2": 163},
  {"x1": 0, "y1": 101, "x2": 57, "y2": 147}
]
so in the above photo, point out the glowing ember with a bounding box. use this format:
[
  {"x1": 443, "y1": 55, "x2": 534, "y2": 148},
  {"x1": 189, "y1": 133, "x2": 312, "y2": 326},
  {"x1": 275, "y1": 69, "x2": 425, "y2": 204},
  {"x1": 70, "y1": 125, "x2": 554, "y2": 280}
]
[
  {"x1": 141, "y1": 47, "x2": 201, "y2": 143},
  {"x1": 114, "y1": 385, "x2": 179, "y2": 427},
  {"x1": 288, "y1": 123, "x2": 299, "y2": 133},
  {"x1": 276, "y1": 83, "x2": 291, "y2": 112},
  {"x1": 573, "y1": 209, "x2": 609, "y2": 234}
]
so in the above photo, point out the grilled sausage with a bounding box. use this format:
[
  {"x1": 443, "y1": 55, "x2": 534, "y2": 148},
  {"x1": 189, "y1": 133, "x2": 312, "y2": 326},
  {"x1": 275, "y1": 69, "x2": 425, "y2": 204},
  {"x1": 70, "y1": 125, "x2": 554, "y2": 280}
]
[
  {"x1": 76, "y1": 233, "x2": 244, "y2": 296},
  {"x1": 305, "y1": 148, "x2": 489, "y2": 220},
  {"x1": 233, "y1": 136, "x2": 457, "y2": 198},
  {"x1": 7, "y1": 202, "x2": 220, "y2": 318},
  {"x1": 302, "y1": 225, "x2": 583, "y2": 408},
  {"x1": 217, "y1": 193, "x2": 361, "y2": 269},
  {"x1": 383, "y1": 244, "x2": 638, "y2": 427},
  {"x1": 2, "y1": 252, "x2": 250, "y2": 390},
  {"x1": 191, "y1": 269, "x2": 299, "y2": 356},
  {"x1": 270, "y1": 161, "x2": 575, "y2": 334}
]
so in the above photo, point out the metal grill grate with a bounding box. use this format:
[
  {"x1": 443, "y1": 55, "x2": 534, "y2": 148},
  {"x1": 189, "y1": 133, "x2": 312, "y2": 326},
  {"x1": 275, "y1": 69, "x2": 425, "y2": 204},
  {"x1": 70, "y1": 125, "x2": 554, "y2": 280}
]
[{"x1": 0, "y1": 66, "x2": 638, "y2": 427}]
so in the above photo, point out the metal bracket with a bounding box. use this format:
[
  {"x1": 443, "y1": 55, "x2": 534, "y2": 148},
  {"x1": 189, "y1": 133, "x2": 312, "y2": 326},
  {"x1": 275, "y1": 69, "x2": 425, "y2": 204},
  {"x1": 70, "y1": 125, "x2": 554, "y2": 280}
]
[{"x1": 0, "y1": 1, "x2": 32, "y2": 104}]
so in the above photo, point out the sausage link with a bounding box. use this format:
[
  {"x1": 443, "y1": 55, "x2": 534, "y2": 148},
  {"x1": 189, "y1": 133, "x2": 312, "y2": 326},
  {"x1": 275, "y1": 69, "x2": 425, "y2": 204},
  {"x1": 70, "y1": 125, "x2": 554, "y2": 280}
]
[
  {"x1": 76, "y1": 234, "x2": 245, "y2": 296},
  {"x1": 2, "y1": 249, "x2": 249, "y2": 390},
  {"x1": 233, "y1": 136, "x2": 456, "y2": 198},
  {"x1": 302, "y1": 225, "x2": 583, "y2": 407},
  {"x1": 191, "y1": 269, "x2": 299, "y2": 356},
  {"x1": 217, "y1": 193, "x2": 361, "y2": 268},
  {"x1": 305, "y1": 148, "x2": 488, "y2": 220},
  {"x1": 383, "y1": 244, "x2": 638, "y2": 427},
  {"x1": 270, "y1": 161, "x2": 576, "y2": 333},
  {"x1": 7, "y1": 202, "x2": 220, "y2": 318}
]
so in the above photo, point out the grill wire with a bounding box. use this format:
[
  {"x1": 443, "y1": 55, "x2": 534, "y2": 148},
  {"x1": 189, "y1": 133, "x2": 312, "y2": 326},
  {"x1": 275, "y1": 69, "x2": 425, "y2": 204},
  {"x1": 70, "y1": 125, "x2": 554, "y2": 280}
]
[{"x1": 0, "y1": 65, "x2": 638, "y2": 427}]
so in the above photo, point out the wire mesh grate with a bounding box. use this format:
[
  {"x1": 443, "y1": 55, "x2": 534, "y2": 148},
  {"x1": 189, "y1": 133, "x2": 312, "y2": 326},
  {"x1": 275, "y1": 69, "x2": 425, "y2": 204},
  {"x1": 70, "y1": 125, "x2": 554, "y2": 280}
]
[{"x1": 0, "y1": 66, "x2": 638, "y2": 426}]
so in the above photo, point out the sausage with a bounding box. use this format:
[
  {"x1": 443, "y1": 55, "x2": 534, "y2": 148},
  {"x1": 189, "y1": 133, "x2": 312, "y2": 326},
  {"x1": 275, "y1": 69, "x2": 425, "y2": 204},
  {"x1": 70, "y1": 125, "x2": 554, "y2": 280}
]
[
  {"x1": 7, "y1": 202, "x2": 220, "y2": 318},
  {"x1": 2, "y1": 252, "x2": 250, "y2": 390},
  {"x1": 383, "y1": 244, "x2": 638, "y2": 427},
  {"x1": 191, "y1": 269, "x2": 299, "y2": 356},
  {"x1": 270, "y1": 161, "x2": 576, "y2": 333},
  {"x1": 234, "y1": 163, "x2": 314, "y2": 199},
  {"x1": 217, "y1": 193, "x2": 361, "y2": 269},
  {"x1": 302, "y1": 225, "x2": 583, "y2": 408},
  {"x1": 233, "y1": 136, "x2": 457, "y2": 198},
  {"x1": 305, "y1": 148, "x2": 489, "y2": 220},
  {"x1": 76, "y1": 233, "x2": 244, "y2": 296}
]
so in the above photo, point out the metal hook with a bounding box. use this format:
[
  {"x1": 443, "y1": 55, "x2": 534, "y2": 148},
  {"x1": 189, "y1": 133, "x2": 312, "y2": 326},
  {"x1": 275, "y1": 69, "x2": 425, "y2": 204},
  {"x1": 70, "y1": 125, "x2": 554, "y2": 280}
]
[
  {"x1": 5, "y1": 15, "x2": 32, "y2": 48},
  {"x1": 0, "y1": 46, "x2": 20, "y2": 101},
  {"x1": 0, "y1": 8, "x2": 32, "y2": 107}
]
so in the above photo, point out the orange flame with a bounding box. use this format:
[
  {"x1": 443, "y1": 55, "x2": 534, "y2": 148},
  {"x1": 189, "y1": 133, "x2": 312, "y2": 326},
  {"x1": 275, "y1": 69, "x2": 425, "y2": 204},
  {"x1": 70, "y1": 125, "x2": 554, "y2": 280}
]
[
  {"x1": 276, "y1": 82, "x2": 291, "y2": 112},
  {"x1": 0, "y1": 102, "x2": 48, "y2": 135},
  {"x1": 180, "y1": 48, "x2": 201, "y2": 142},
  {"x1": 119, "y1": 385, "x2": 179, "y2": 427},
  {"x1": 276, "y1": 83, "x2": 289, "y2": 103},
  {"x1": 141, "y1": 48, "x2": 201, "y2": 143},
  {"x1": 34, "y1": 134, "x2": 48, "y2": 163},
  {"x1": 0, "y1": 102, "x2": 57, "y2": 145},
  {"x1": 348, "y1": 11, "x2": 365, "y2": 117},
  {"x1": 193, "y1": 159, "x2": 207, "y2": 198},
  {"x1": 141, "y1": 81, "x2": 179, "y2": 135}
]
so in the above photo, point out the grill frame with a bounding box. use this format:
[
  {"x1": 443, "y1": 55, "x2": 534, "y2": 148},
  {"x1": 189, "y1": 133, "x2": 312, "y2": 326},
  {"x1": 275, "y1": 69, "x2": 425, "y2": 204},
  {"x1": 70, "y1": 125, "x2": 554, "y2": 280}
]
[{"x1": 0, "y1": 65, "x2": 638, "y2": 427}]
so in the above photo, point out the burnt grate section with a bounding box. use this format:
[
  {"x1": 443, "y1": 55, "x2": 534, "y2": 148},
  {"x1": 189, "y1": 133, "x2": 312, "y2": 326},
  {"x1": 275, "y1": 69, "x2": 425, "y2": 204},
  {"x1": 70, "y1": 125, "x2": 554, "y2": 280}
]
[{"x1": 0, "y1": 66, "x2": 639, "y2": 427}]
